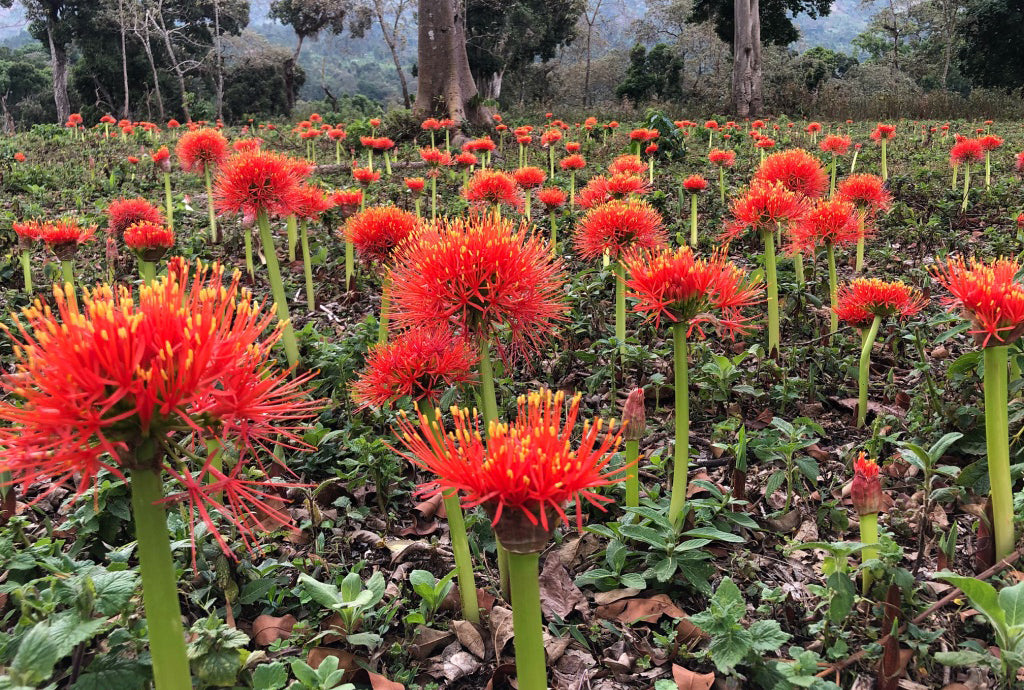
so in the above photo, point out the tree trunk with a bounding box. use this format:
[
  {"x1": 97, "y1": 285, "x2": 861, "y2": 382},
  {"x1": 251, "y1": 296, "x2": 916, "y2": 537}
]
[
  {"x1": 213, "y1": 0, "x2": 224, "y2": 121},
  {"x1": 415, "y1": 0, "x2": 491, "y2": 126},
  {"x1": 283, "y1": 36, "x2": 303, "y2": 112},
  {"x1": 45, "y1": 19, "x2": 70, "y2": 123},
  {"x1": 153, "y1": 7, "x2": 191, "y2": 121},
  {"x1": 142, "y1": 35, "x2": 165, "y2": 121},
  {"x1": 374, "y1": 0, "x2": 411, "y2": 108},
  {"x1": 119, "y1": 0, "x2": 130, "y2": 118},
  {"x1": 476, "y1": 70, "x2": 503, "y2": 101},
  {"x1": 732, "y1": 0, "x2": 762, "y2": 117}
]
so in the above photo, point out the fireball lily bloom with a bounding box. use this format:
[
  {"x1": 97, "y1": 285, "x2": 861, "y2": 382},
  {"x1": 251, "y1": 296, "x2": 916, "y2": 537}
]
[
  {"x1": 39, "y1": 219, "x2": 96, "y2": 286},
  {"x1": 836, "y1": 173, "x2": 892, "y2": 273},
  {"x1": 176, "y1": 127, "x2": 230, "y2": 242},
  {"x1": 869, "y1": 123, "x2": 896, "y2": 180},
  {"x1": 513, "y1": 166, "x2": 546, "y2": 220},
  {"x1": 819, "y1": 134, "x2": 852, "y2": 196},
  {"x1": 123, "y1": 221, "x2": 175, "y2": 283},
  {"x1": 12, "y1": 220, "x2": 41, "y2": 293},
  {"x1": 537, "y1": 186, "x2": 567, "y2": 248},
  {"x1": 708, "y1": 148, "x2": 736, "y2": 204},
  {"x1": 463, "y1": 169, "x2": 521, "y2": 220},
  {"x1": 950, "y1": 137, "x2": 984, "y2": 210},
  {"x1": 932, "y1": 256, "x2": 1024, "y2": 560},
  {"x1": 790, "y1": 198, "x2": 860, "y2": 335},
  {"x1": 624, "y1": 246, "x2": 762, "y2": 524},
  {"x1": 681, "y1": 174, "x2": 708, "y2": 247},
  {"x1": 979, "y1": 134, "x2": 1003, "y2": 187},
  {"x1": 851, "y1": 452, "x2": 883, "y2": 593}
]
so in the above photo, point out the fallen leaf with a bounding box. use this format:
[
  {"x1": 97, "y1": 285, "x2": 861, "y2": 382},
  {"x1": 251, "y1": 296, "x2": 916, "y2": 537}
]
[
  {"x1": 413, "y1": 493, "x2": 443, "y2": 519},
  {"x1": 483, "y1": 662, "x2": 516, "y2": 690},
  {"x1": 593, "y1": 588, "x2": 642, "y2": 606},
  {"x1": 538, "y1": 556, "x2": 586, "y2": 620},
  {"x1": 490, "y1": 606, "x2": 515, "y2": 656},
  {"x1": 672, "y1": 663, "x2": 715, "y2": 690},
  {"x1": 251, "y1": 614, "x2": 297, "y2": 646},
  {"x1": 351, "y1": 669, "x2": 405, "y2": 690},
  {"x1": 441, "y1": 650, "x2": 480, "y2": 682},
  {"x1": 409, "y1": 626, "x2": 454, "y2": 660},
  {"x1": 453, "y1": 619, "x2": 487, "y2": 659}
]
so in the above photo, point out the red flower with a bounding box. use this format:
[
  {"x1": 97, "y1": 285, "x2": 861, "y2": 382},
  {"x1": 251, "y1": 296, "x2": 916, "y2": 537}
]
[
  {"x1": 559, "y1": 154, "x2": 586, "y2": 171},
  {"x1": 608, "y1": 154, "x2": 646, "y2": 176},
  {"x1": 292, "y1": 184, "x2": 334, "y2": 221},
  {"x1": 574, "y1": 199, "x2": 667, "y2": 261},
  {"x1": 704, "y1": 120, "x2": 720, "y2": 131},
  {"x1": 123, "y1": 221, "x2": 175, "y2": 260},
  {"x1": 371, "y1": 136, "x2": 395, "y2": 151},
  {"x1": 344, "y1": 205, "x2": 421, "y2": 265},
  {"x1": 645, "y1": 143, "x2": 659, "y2": 155},
  {"x1": 537, "y1": 186, "x2": 566, "y2": 211},
  {"x1": 464, "y1": 137, "x2": 497, "y2": 153},
  {"x1": 352, "y1": 327, "x2": 478, "y2": 409},
  {"x1": 723, "y1": 181, "x2": 809, "y2": 241},
  {"x1": 708, "y1": 148, "x2": 736, "y2": 167},
  {"x1": 13, "y1": 152, "x2": 25, "y2": 162},
  {"x1": 370, "y1": 118, "x2": 382, "y2": 127},
  {"x1": 0, "y1": 261, "x2": 322, "y2": 555},
  {"x1": 513, "y1": 166, "x2": 546, "y2": 189},
  {"x1": 420, "y1": 147, "x2": 454, "y2": 168},
  {"x1": 806, "y1": 122, "x2": 823, "y2": 134},
  {"x1": 870, "y1": 123, "x2": 896, "y2": 141},
  {"x1": 108, "y1": 197, "x2": 164, "y2": 238},
  {"x1": 628, "y1": 128, "x2": 659, "y2": 142},
  {"x1": 754, "y1": 148, "x2": 829, "y2": 199},
  {"x1": 820, "y1": 135, "x2": 851, "y2": 155},
  {"x1": 332, "y1": 189, "x2": 363, "y2": 217},
  {"x1": 463, "y1": 169, "x2": 521, "y2": 210},
  {"x1": 176, "y1": 128, "x2": 230, "y2": 174},
  {"x1": 682, "y1": 174, "x2": 709, "y2": 193},
  {"x1": 40, "y1": 219, "x2": 96, "y2": 259},
  {"x1": 540, "y1": 129, "x2": 563, "y2": 147},
  {"x1": 13, "y1": 220, "x2": 42, "y2": 242},
  {"x1": 979, "y1": 134, "x2": 1004, "y2": 152},
  {"x1": 213, "y1": 150, "x2": 304, "y2": 219},
  {"x1": 836, "y1": 174, "x2": 892, "y2": 216},
  {"x1": 931, "y1": 256, "x2": 1024, "y2": 346},
  {"x1": 851, "y1": 452, "x2": 882, "y2": 516},
  {"x1": 405, "y1": 177, "x2": 426, "y2": 194},
  {"x1": 950, "y1": 138, "x2": 984, "y2": 166},
  {"x1": 789, "y1": 198, "x2": 860, "y2": 253},
  {"x1": 834, "y1": 278, "x2": 924, "y2": 329},
  {"x1": 126, "y1": 156, "x2": 140, "y2": 164},
  {"x1": 421, "y1": 118, "x2": 442, "y2": 131},
  {"x1": 232, "y1": 138, "x2": 263, "y2": 154},
  {"x1": 394, "y1": 389, "x2": 626, "y2": 534},
  {"x1": 100, "y1": 114, "x2": 116, "y2": 125},
  {"x1": 1016, "y1": 151, "x2": 1024, "y2": 172},
  {"x1": 606, "y1": 173, "x2": 650, "y2": 197},
  {"x1": 755, "y1": 138, "x2": 776, "y2": 150},
  {"x1": 623, "y1": 245, "x2": 763, "y2": 336},
  {"x1": 565, "y1": 141, "x2": 581, "y2": 153},
  {"x1": 327, "y1": 128, "x2": 346, "y2": 141},
  {"x1": 166, "y1": 118, "x2": 180, "y2": 129},
  {"x1": 352, "y1": 166, "x2": 381, "y2": 186},
  {"x1": 388, "y1": 215, "x2": 567, "y2": 358}
]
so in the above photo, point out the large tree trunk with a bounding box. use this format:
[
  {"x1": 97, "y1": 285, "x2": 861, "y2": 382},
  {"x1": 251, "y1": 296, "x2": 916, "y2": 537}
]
[
  {"x1": 732, "y1": 0, "x2": 762, "y2": 117},
  {"x1": 475, "y1": 70, "x2": 503, "y2": 101},
  {"x1": 45, "y1": 20, "x2": 70, "y2": 123},
  {"x1": 374, "y1": 0, "x2": 411, "y2": 109},
  {"x1": 415, "y1": 0, "x2": 491, "y2": 126},
  {"x1": 119, "y1": 0, "x2": 130, "y2": 118}
]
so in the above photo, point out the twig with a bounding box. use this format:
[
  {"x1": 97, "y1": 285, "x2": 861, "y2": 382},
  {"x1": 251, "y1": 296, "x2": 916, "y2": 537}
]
[{"x1": 815, "y1": 547, "x2": 1022, "y2": 677}]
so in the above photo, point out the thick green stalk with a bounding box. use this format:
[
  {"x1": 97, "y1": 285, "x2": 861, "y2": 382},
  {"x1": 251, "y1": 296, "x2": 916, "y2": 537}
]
[
  {"x1": 762, "y1": 230, "x2": 780, "y2": 356},
  {"x1": 414, "y1": 197, "x2": 422, "y2": 219},
  {"x1": 335, "y1": 140, "x2": 341, "y2": 166},
  {"x1": 19, "y1": 249, "x2": 31, "y2": 294},
  {"x1": 368, "y1": 150, "x2": 374, "y2": 172},
  {"x1": 614, "y1": 261, "x2": 626, "y2": 357},
  {"x1": 850, "y1": 148, "x2": 859, "y2": 174},
  {"x1": 140, "y1": 260, "x2": 156, "y2": 286},
  {"x1": 857, "y1": 315, "x2": 882, "y2": 428},
  {"x1": 524, "y1": 191, "x2": 532, "y2": 221},
  {"x1": 130, "y1": 466, "x2": 191, "y2": 690},
  {"x1": 689, "y1": 193, "x2": 698, "y2": 247},
  {"x1": 256, "y1": 211, "x2": 299, "y2": 368},
  {"x1": 61, "y1": 260, "x2": 74, "y2": 287},
  {"x1": 718, "y1": 167, "x2": 726, "y2": 205},
  {"x1": 478, "y1": 338, "x2": 500, "y2": 430},
  {"x1": 668, "y1": 322, "x2": 690, "y2": 527},
  {"x1": 548, "y1": 146, "x2": 554, "y2": 178},
  {"x1": 384, "y1": 151, "x2": 392, "y2": 176},
  {"x1": 204, "y1": 167, "x2": 218, "y2": 243},
  {"x1": 880, "y1": 140, "x2": 888, "y2": 181},
  {"x1": 345, "y1": 236, "x2": 355, "y2": 292},
  {"x1": 793, "y1": 252, "x2": 805, "y2": 287},
  {"x1": 286, "y1": 215, "x2": 298, "y2": 263},
  {"x1": 985, "y1": 152, "x2": 991, "y2": 187},
  {"x1": 624, "y1": 439, "x2": 640, "y2": 507},
  {"x1": 431, "y1": 176, "x2": 438, "y2": 221},
  {"x1": 508, "y1": 552, "x2": 547, "y2": 690},
  {"x1": 549, "y1": 213, "x2": 557, "y2": 250},
  {"x1": 163, "y1": 173, "x2": 174, "y2": 232},
  {"x1": 985, "y1": 345, "x2": 1013, "y2": 560},
  {"x1": 962, "y1": 162, "x2": 971, "y2": 212},
  {"x1": 300, "y1": 220, "x2": 315, "y2": 311},
  {"x1": 829, "y1": 156, "x2": 837, "y2": 197},
  {"x1": 648, "y1": 158, "x2": 654, "y2": 184},
  {"x1": 243, "y1": 228, "x2": 254, "y2": 279},
  {"x1": 378, "y1": 279, "x2": 391, "y2": 344},
  {"x1": 826, "y1": 243, "x2": 839, "y2": 336},
  {"x1": 859, "y1": 512, "x2": 878, "y2": 596},
  {"x1": 855, "y1": 216, "x2": 866, "y2": 274},
  {"x1": 570, "y1": 171, "x2": 576, "y2": 208},
  {"x1": 952, "y1": 165, "x2": 958, "y2": 192}
]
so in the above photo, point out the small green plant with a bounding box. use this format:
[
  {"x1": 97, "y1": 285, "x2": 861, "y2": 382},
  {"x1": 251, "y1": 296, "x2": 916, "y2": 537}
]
[
  {"x1": 753, "y1": 417, "x2": 823, "y2": 513},
  {"x1": 186, "y1": 616, "x2": 250, "y2": 688},
  {"x1": 404, "y1": 569, "x2": 456, "y2": 627},
  {"x1": 298, "y1": 567, "x2": 386, "y2": 649},
  {"x1": 288, "y1": 656, "x2": 354, "y2": 690}
]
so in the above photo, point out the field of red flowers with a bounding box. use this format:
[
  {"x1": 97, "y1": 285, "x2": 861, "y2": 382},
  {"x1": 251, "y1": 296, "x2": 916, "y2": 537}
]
[{"x1": 0, "y1": 112, "x2": 1023, "y2": 690}]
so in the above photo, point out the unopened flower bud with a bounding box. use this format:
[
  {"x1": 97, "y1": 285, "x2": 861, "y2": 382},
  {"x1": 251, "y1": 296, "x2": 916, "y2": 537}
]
[
  {"x1": 851, "y1": 452, "x2": 883, "y2": 516},
  {"x1": 621, "y1": 387, "x2": 646, "y2": 442}
]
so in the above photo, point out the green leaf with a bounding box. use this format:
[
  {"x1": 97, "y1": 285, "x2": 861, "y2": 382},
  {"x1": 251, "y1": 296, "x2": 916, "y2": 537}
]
[
  {"x1": 298, "y1": 573, "x2": 341, "y2": 609},
  {"x1": 11, "y1": 623, "x2": 60, "y2": 686},
  {"x1": 651, "y1": 556, "x2": 677, "y2": 583},
  {"x1": 50, "y1": 613, "x2": 108, "y2": 658},
  {"x1": 709, "y1": 577, "x2": 746, "y2": 625},
  {"x1": 826, "y1": 571, "x2": 855, "y2": 625},
  {"x1": 707, "y1": 626, "x2": 753, "y2": 674},
  {"x1": 346, "y1": 632, "x2": 382, "y2": 649},
  {"x1": 291, "y1": 660, "x2": 318, "y2": 687},
  {"x1": 928, "y1": 432, "x2": 964, "y2": 461},
  {"x1": 938, "y1": 574, "x2": 1006, "y2": 633},
  {"x1": 239, "y1": 578, "x2": 278, "y2": 606},
  {"x1": 607, "y1": 540, "x2": 627, "y2": 573},
  {"x1": 620, "y1": 572, "x2": 646, "y2": 589},
  {"x1": 619, "y1": 524, "x2": 669, "y2": 550},
  {"x1": 88, "y1": 569, "x2": 139, "y2": 616},
  {"x1": 250, "y1": 662, "x2": 288, "y2": 690},
  {"x1": 1000, "y1": 581, "x2": 1024, "y2": 628},
  {"x1": 340, "y1": 572, "x2": 363, "y2": 603},
  {"x1": 765, "y1": 471, "x2": 786, "y2": 498},
  {"x1": 748, "y1": 619, "x2": 790, "y2": 653},
  {"x1": 681, "y1": 527, "x2": 745, "y2": 543},
  {"x1": 195, "y1": 649, "x2": 244, "y2": 687},
  {"x1": 794, "y1": 456, "x2": 819, "y2": 482},
  {"x1": 72, "y1": 655, "x2": 150, "y2": 690},
  {"x1": 934, "y1": 650, "x2": 996, "y2": 669}
]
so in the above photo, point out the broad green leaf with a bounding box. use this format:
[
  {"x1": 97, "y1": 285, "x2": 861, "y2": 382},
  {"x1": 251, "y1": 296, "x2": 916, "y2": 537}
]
[
  {"x1": 938, "y1": 574, "x2": 1006, "y2": 634},
  {"x1": 682, "y1": 527, "x2": 745, "y2": 543},
  {"x1": 11, "y1": 623, "x2": 59, "y2": 686},
  {"x1": 826, "y1": 571, "x2": 855, "y2": 625},
  {"x1": 929, "y1": 432, "x2": 964, "y2": 460},
  {"x1": 651, "y1": 556, "x2": 677, "y2": 583},
  {"x1": 607, "y1": 540, "x2": 627, "y2": 573},
  {"x1": 88, "y1": 569, "x2": 138, "y2": 616},
  {"x1": 50, "y1": 613, "x2": 108, "y2": 658},
  {"x1": 239, "y1": 578, "x2": 278, "y2": 605},
  {"x1": 298, "y1": 573, "x2": 341, "y2": 609},
  {"x1": 291, "y1": 660, "x2": 319, "y2": 687},
  {"x1": 707, "y1": 626, "x2": 753, "y2": 674},
  {"x1": 72, "y1": 655, "x2": 150, "y2": 690},
  {"x1": 345, "y1": 632, "x2": 382, "y2": 649},
  {"x1": 620, "y1": 572, "x2": 646, "y2": 589},
  {"x1": 340, "y1": 572, "x2": 363, "y2": 603},
  {"x1": 748, "y1": 619, "x2": 790, "y2": 653},
  {"x1": 710, "y1": 577, "x2": 746, "y2": 625},
  {"x1": 250, "y1": 662, "x2": 288, "y2": 690},
  {"x1": 999, "y1": 581, "x2": 1024, "y2": 627},
  {"x1": 619, "y1": 524, "x2": 669, "y2": 550},
  {"x1": 933, "y1": 650, "x2": 996, "y2": 669}
]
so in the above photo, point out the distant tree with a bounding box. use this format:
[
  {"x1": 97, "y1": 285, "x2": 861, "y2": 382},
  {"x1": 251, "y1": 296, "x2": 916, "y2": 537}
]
[
  {"x1": 796, "y1": 46, "x2": 856, "y2": 92},
  {"x1": 958, "y1": 0, "x2": 1019, "y2": 88},
  {"x1": 615, "y1": 43, "x2": 683, "y2": 103},
  {"x1": 370, "y1": 0, "x2": 413, "y2": 108},
  {"x1": 0, "y1": 45, "x2": 51, "y2": 128},
  {"x1": 222, "y1": 32, "x2": 303, "y2": 120},
  {"x1": 465, "y1": 0, "x2": 584, "y2": 100}
]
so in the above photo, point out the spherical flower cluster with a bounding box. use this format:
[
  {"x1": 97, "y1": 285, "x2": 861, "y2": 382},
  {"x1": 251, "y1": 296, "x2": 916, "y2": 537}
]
[
  {"x1": 232, "y1": 138, "x2": 263, "y2": 154},
  {"x1": 949, "y1": 137, "x2": 983, "y2": 167},
  {"x1": 353, "y1": 166, "x2": 381, "y2": 186},
  {"x1": 979, "y1": 134, "x2": 1004, "y2": 152},
  {"x1": 213, "y1": 151, "x2": 305, "y2": 219},
  {"x1": 931, "y1": 256, "x2": 1024, "y2": 347},
  {"x1": 40, "y1": 219, "x2": 97, "y2": 259},
  {"x1": 575, "y1": 199, "x2": 667, "y2": 261},
  {"x1": 629, "y1": 128, "x2": 659, "y2": 142},
  {"x1": 123, "y1": 221, "x2": 175, "y2": 260},
  {"x1": 388, "y1": 215, "x2": 567, "y2": 358},
  {"x1": 682, "y1": 174, "x2": 709, "y2": 193},
  {"x1": 13, "y1": 220, "x2": 42, "y2": 243},
  {"x1": 559, "y1": 154, "x2": 586, "y2": 171},
  {"x1": 537, "y1": 187, "x2": 566, "y2": 212},
  {"x1": 344, "y1": 205, "x2": 421, "y2": 265},
  {"x1": 151, "y1": 146, "x2": 171, "y2": 171},
  {"x1": 455, "y1": 152, "x2": 477, "y2": 168},
  {"x1": 820, "y1": 135, "x2": 852, "y2": 155},
  {"x1": 834, "y1": 278, "x2": 924, "y2": 328},
  {"x1": 420, "y1": 147, "x2": 454, "y2": 168},
  {"x1": 806, "y1": 122, "x2": 823, "y2": 134},
  {"x1": 404, "y1": 177, "x2": 426, "y2": 195},
  {"x1": 292, "y1": 184, "x2": 334, "y2": 221},
  {"x1": 608, "y1": 154, "x2": 646, "y2": 176},
  {"x1": 836, "y1": 174, "x2": 892, "y2": 215},
  {"x1": 723, "y1": 181, "x2": 809, "y2": 241},
  {"x1": 332, "y1": 189, "x2": 363, "y2": 218},
  {"x1": 352, "y1": 327, "x2": 477, "y2": 409},
  {"x1": 513, "y1": 166, "x2": 546, "y2": 189},
  {"x1": 789, "y1": 198, "x2": 860, "y2": 253},
  {"x1": 708, "y1": 149, "x2": 736, "y2": 167},
  {"x1": 176, "y1": 128, "x2": 230, "y2": 174},
  {"x1": 108, "y1": 197, "x2": 164, "y2": 238},
  {"x1": 623, "y1": 246, "x2": 764, "y2": 336},
  {"x1": 462, "y1": 169, "x2": 521, "y2": 211},
  {"x1": 754, "y1": 148, "x2": 829, "y2": 199},
  {"x1": 870, "y1": 123, "x2": 896, "y2": 141}
]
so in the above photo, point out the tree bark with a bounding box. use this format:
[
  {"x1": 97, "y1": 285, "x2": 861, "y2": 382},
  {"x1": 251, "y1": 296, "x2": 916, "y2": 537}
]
[
  {"x1": 732, "y1": 0, "x2": 762, "y2": 117},
  {"x1": 475, "y1": 70, "x2": 503, "y2": 101},
  {"x1": 44, "y1": 18, "x2": 70, "y2": 123},
  {"x1": 415, "y1": 0, "x2": 491, "y2": 126},
  {"x1": 152, "y1": 4, "x2": 191, "y2": 121},
  {"x1": 119, "y1": 0, "x2": 130, "y2": 118},
  {"x1": 374, "y1": 0, "x2": 411, "y2": 108},
  {"x1": 213, "y1": 0, "x2": 224, "y2": 120}
]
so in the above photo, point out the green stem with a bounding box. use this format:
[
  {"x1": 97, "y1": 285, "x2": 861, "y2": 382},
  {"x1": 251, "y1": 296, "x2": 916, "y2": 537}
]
[
  {"x1": 130, "y1": 466, "x2": 191, "y2": 690},
  {"x1": 855, "y1": 215, "x2": 865, "y2": 274},
  {"x1": 256, "y1": 211, "x2": 299, "y2": 368},
  {"x1": 829, "y1": 156, "x2": 836, "y2": 197},
  {"x1": 570, "y1": 171, "x2": 576, "y2": 208},
  {"x1": 414, "y1": 197, "x2": 422, "y2": 219},
  {"x1": 20, "y1": 249, "x2": 31, "y2": 294},
  {"x1": 762, "y1": 230, "x2": 780, "y2": 357},
  {"x1": 793, "y1": 252, "x2": 805, "y2": 288},
  {"x1": 625, "y1": 439, "x2": 640, "y2": 507},
  {"x1": 140, "y1": 259, "x2": 156, "y2": 286},
  {"x1": 243, "y1": 227, "x2": 254, "y2": 279},
  {"x1": 163, "y1": 173, "x2": 174, "y2": 232},
  {"x1": 669, "y1": 322, "x2": 690, "y2": 527},
  {"x1": 548, "y1": 146, "x2": 554, "y2": 178},
  {"x1": 880, "y1": 140, "x2": 887, "y2": 181},
  {"x1": 61, "y1": 260, "x2": 74, "y2": 287},
  {"x1": 431, "y1": 176, "x2": 438, "y2": 221},
  {"x1": 300, "y1": 220, "x2": 315, "y2": 311},
  {"x1": 384, "y1": 151, "x2": 392, "y2": 176},
  {"x1": 335, "y1": 140, "x2": 341, "y2": 166},
  {"x1": 985, "y1": 345, "x2": 1013, "y2": 561},
  {"x1": 859, "y1": 511, "x2": 878, "y2": 596},
  {"x1": 478, "y1": 338, "x2": 499, "y2": 429},
  {"x1": 378, "y1": 278, "x2": 391, "y2": 344},
  {"x1": 718, "y1": 167, "x2": 726, "y2": 205},
  {"x1": 614, "y1": 261, "x2": 626, "y2": 357},
  {"x1": 850, "y1": 148, "x2": 859, "y2": 174},
  {"x1": 286, "y1": 215, "x2": 298, "y2": 263},
  {"x1": 689, "y1": 193, "x2": 698, "y2": 247},
  {"x1": 507, "y1": 551, "x2": 547, "y2": 690},
  {"x1": 826, "y1": 243, "x2": 838, "y2": 336},
  {"x1": 962, "y1": 162, "x2": 971, "y2": 212},
  {"x1": 952, "y1": 165, "x2": 958, "y2": 192},
  {"x1": 549, "y1": 213, "x2": 557, "y2": 250},
  {"x1": 525, "y1": 191, "x2": 531, "y2": 221},
  {"x1": 857, "y1": 315, "x2": 881, "y2": 428},
  {"x1": 345, "y1": 236, "x2": 355, "y2": 292},
  {"x1": 204, "y1": 166, "x2": 218, "y2": 243},
  {"x1": 985, "y1": 152, "x2": 991, "y2": 187}
]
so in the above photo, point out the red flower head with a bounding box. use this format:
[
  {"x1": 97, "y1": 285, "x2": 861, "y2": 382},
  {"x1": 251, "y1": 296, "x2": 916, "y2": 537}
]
[
  {"x1": 369, "y1": 118, "x2": 382, "y2": 127},
  {"x1": 806, "y1": 122, "x2": 823, "y2": 134},
  {"x1": 352, "y1": 166, "x2": 381, "y2": 187},
  {"x1": 123, "y1": 221, "x2": 175, "y2": 261},
  {"x1": 327, "y1": 128, "x2": 346, "y2": 141},
  {"x1": 790, "y1": 198, "x2": 860, "y2": 253},
  {"x1": 565, "y1": 141, "x2": 582, "y2": 153},
  {"x1": 13, "y1": 219, "x2": 42, "y2": 245},
  {"x1": 13, "y1": 151, "x2": 25, "y2": 162},
  {"x1": 931, "y1": 256, "x2": 1024, "y2": 347},
  {"x1": 151, "y1": 146, "x2": 171, "y2": 171},
  {"x1": 420, "y1": 146, "x2": 454, "y2": 168},
  {"x1": 870, "y1": 123, "x2": 896, "y2": 141},
  {"x1": 645, "y1": 143, "x2": 659, "y2": 155},
  {"x1": 213, "y1": 151, "x2": 305, "y2": 220},
  {"x1": 352, "y1": 327, "x2": 477, "y2": 409},
  {"x1": 755, "y1": 138, "x2": 776, "y2": 150},
  {"x1": 1016, "y1": 151, "x2": 1024, "y2": 173},
  {"x1": 300, "y1": 129, "x2": 321, "y2": 141},
  {"x1": 108, "y1": 197, "x2": 164, "y2": 238},
  {"x1": 465, "y1": 137, "x2": 497, "y2": 153},
  {"x1": 575, "y1": 199, "x2": 667, "y2": 261},
  {"x1": 708, "y1": 148, "x2": 736, "y2": 167},
  {"x1": 834, "y1": 278, "x2": 924, "y2": 329},
  {"x1": 609, "y1": 154, "x2": 646, "y2": 176},
  {"x1": 682, "y1": 174, "x2": 709, "y2": 194},
  {"x1": 979, "y1": 134, "x2": 1004, "y2": 152},
  {"x1": 723, "y1": 181, "x2": 810, "y2": 241},
  {"x1": 836, "y1": 174, "x2": 892, "y2": 216},
  {"x1": 332, "y1": 189, "x2": 363, "y2": 218},
  {"x1": 292, "y1": 184, "x2": 334, "y2": 221},
  {"x1": 344, "y1": 205, "x2": 421, "y2": 265},
  {"x1": 126, "y1": 156, "x2": 140, "y2": 164},
  {"x1": 100, "y1": 114, "x2": 116, "y2": 125},
  {"x1": 404, "y1": 176, "x2": 426, "y2": 195},
  {"x1": 0, "y1": 261, "x2": 322, "y2": 555},
  {"x1": 232, "y1": 138, "x2": 263, "y2": 154},
  {"x1": 606, "y1": 173, "x2": 650, "y2": 198},
  {"x1": 623, "y1": 245, "x2": 763, "y2": 336},
  {"x1": 166, "y1": 118, "x2": 180, "y2": 129},
  {"x1": 176, "y1": 128, "x2": 230, "y2": 174},
  {"x1": 371, "y1": 136, "x2": 395, "y2": 151},
  {"x1": 537, "y1": 186, "x2": 566, "y2": 212},
  {"x1": 455, "y1": 152, "x2": 478, "y2": 168},
  {"x1": 421, "y1": 117, "x2": 442, "y2": 131},
  {"x1": 559, "y1": 154, "x2": 586, "y2": 171},
  {"x1": 67, "y1": 112, "x2": 82, "y2": 126},
  {"x1": 704, "y1": 120, "x2": 720, "y2": 131},
  {"x1": 309, "y1": 113, "x2": 322, "y2": 123},
  {"x1": 39, "y1": 219, "x2": 96, "y2": 260},
  {"x1": 577, "y1": 176, "x2": 612, "y2": 209},
  {"x1": 540, "y1": 129, "x2": 563, "y2": 147},
  {"x1": 517, "y1": 135, "x2": 532, "y2": 146},
  {"x1": 388, "y1": 215, "x2": 567, "y2": 358},
  {"x1": 851, "y1": 452, "x2": 882, "y2": 516},
  {"x1": 394, "y1": 389, "x2": 626, "y2": 544},
  {"x1": 754, "y1": 148, "x2": 829, "y2": 199},
  {"x1": 950, "y1": 138, "x2": 984, "y2": 167},
  {"x1": 820, "y1": 134, "x2": 852, "y2": 156},
  {"x1": 629, "y1": 128, "x2": 659, "y2": 142},
  {"x1": 463, "y1": 169, "x2": 522, "y2": 211},
  {"x1": 513, "y1": 166, "x2": 546, "y2": 190}
]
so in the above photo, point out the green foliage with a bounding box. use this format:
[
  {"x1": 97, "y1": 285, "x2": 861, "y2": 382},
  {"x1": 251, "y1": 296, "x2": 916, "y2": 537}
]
[
  {"x1": 288, "y1": 655, "x2": 354, "y2": 690},
  {"x1": 689, "y1": 0, "x2": 835, "y2": 47},
  {"x1": 298, "y1": 567, "x2": 387, "y2": 649},
  {"x1": 935, "y1": 574, "x2": 1024, "y2": 682},
  {"x1": 615, "y1": 44, "x2": 683, "y2": 104},
  {"x1": 404, "y1": 569, "x2": 457, "y2": 627},
  {"x1": 186, "y1": 616, "x2": 250, "y2": 688}
]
